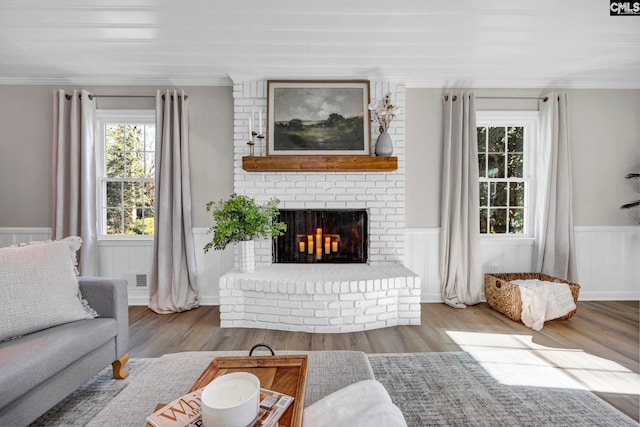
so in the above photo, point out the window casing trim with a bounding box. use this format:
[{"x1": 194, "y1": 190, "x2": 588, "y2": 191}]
[
  {"x1": 95, "y1": 109, "x2": 156, "y2": 241},
  {"x1": 476, "y1": 110, "x2": 538, "y2": 238}
]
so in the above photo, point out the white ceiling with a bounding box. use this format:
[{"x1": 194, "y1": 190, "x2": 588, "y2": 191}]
[{"x1": 1, "y1": 0, "x2": 639, "y2": 88}]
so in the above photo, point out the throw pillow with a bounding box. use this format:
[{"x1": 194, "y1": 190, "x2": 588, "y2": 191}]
[
  {"x1": 302, "y1": 380, "x2": 407, "y2": 427},
  {"x1": 10, "y1": 236, "x2": 98, "y2": 317},
  {"x1": 11, "y1": 235, "x2": 82, "y2": 275},
  {"x1": 0, "y1": 239, "x2": 98, "y2": 342}
]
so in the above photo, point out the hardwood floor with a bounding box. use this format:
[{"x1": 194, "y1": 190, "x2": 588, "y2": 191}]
[{"x1": 128, "y1": 301, "x2": 640, "y2": 421}]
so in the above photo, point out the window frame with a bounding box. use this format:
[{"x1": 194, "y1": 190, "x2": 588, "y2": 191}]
[
  {"x1": 95, "y1": 109, "x2": 156, "y2": 241},
  {"x1": 476, "y1": 110, "x2": 538, "y2": 239}
]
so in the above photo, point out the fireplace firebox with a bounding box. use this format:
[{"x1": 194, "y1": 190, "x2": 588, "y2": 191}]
[{"x1": 273, "y1": 209, "x2": 368, "y2": 263}]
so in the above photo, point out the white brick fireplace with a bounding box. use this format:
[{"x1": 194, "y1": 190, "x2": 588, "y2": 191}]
[{"x1": 219, "y1": 79, "x2": 421, "y2": 332}]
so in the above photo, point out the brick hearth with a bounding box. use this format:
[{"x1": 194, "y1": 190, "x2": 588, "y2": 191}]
[{"x1": 219, "y1": 264, "x2": 421, "y2": 332}]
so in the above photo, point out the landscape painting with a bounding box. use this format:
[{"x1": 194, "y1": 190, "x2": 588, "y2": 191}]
[{"x1": 267, "y1": 80, "x2": 370, "y2": 155}]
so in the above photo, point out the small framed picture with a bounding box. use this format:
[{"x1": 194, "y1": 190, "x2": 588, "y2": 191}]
[{"x1": 267, "y1": 80, "x2": 371, "y2": 155}]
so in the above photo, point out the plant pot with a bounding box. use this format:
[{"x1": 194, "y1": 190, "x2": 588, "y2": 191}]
[
  {"x1": 239, "y1": 240, "x2": 255, "y2": 273},
  {"x1": 375, "y1": 131, "x2": 393, "y2": 157}
]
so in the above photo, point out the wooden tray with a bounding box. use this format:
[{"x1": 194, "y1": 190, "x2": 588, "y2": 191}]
[{"x1": 148, "y1": 355, "x2": 308, "y2": 427}]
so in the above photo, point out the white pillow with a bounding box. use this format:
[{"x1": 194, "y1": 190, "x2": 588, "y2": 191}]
[
  {"x1": 0, "y1": 239, "x2": 97, "y2": 342},
  {"x1": 302, "y1": 380, "x2": 407, "y2": 427}
]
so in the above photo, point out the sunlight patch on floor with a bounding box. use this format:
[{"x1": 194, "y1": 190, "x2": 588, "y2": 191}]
[{"x1": 446, "y1": 330, "x2": 640, "y2": 395}]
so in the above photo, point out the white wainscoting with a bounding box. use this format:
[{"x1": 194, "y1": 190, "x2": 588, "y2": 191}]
[
  {"x1": 97, "y1": 229, "x2": 233, "y2": 306},
  {"x1": 0, "y1": 227, "x2": 51, "y2": 247},
  {"x1": 405, "y1": 229, "x2": 535, "y2": 302},
  {"x1": 404, "y1": 227, "x2": 640, "y2": 302},
  {"x1": 574, "y1": 226, "x2": 640, "y2": 300},
  {"x1": 2, "y1": 226, "x2": 638, "y2": 304}
]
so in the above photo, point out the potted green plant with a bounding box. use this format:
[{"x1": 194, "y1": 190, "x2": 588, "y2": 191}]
[{"x1": 204, "y1": 194, "x2": 286, "y2": 272}]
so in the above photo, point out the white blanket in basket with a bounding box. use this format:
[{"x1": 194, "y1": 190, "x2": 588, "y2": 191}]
[{"x1": 511, "y1": 279, "x2": 576, "y2": 331}]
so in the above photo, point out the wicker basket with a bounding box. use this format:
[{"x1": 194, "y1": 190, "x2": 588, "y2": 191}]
[{"x1": 484, "y1": 272, "x2": 580, "y2": 322}]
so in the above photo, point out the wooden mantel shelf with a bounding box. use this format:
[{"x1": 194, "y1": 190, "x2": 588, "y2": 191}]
[{"x1": 242, "y1": 155, "x2": 397, "y2": 172}]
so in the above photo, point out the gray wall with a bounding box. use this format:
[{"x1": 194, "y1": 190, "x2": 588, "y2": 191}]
[
  {"x1": 0, "y1": 86, "x2": 638, "y2": 229},
  {"x1": 405, "y1": 88, "x2": 640, "y2": 227},
  {"x1": 0, "y1": 85, "x2": 234, "y2": 228}
]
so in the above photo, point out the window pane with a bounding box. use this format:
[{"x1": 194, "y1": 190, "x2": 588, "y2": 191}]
[
  {"x1": 509, "y1": 209, "x2": 525, "y2": 234},
  {"x1": 145, "y1": 153, "x2": 155, "y2": 177},
  {"x1": 106, "y1": 151, "x2": 125, "y2": 177},
  {"x1": 487, "y1": 154, "x2": 505, "y2": 178},
  {"x1": 507, "y1": 154, "x2": 523, "y2": 178},
  {"x1": 106, "y1": 181, "x2": 122, "y2": 208},
  {"x1": 122, "y1": 182, "x2": 142, "y2": 207},
  {"x1": 477, "y1": 127, "x2": 487, "y2": 152},
  {"x1": 489, "y1": 182, "x2": 508, "y2": 207},
  {"x1": 144, "y1": 125, "x2": 155, "y2": 152},
  {"x1": 478, "y1": 154, "x2": 486, "y2": 178},
  {"x1": 105, "y1": 124, "x2": 120, "y2": 151},
  {"x1": 509, "y1": 182, "x2": 525, "y2": 207},
  {"x1": 144, "y1": 182, "x2": 155, "y2": 208},
  {"x1": 489, "y1": 208, "x2": 507, "y2": 233},
  {"x1": 479, "y1": 182, "x2": 488, "y2": 207},
  {"x1": 123, "y1": 208, "x2": 139, "y2": 235},
  {"x1": 125, "y1": 125, "x2": 143, "y2": 150},
  {"x1": 142, "y1": 208, "x2": 155, "y2": 235},
  {"x1": 507, "y1": 126, "x2": 524, "y2": 152},
  {"x1": 488, "y1": 127, "x2": 505, "y2": 152},
  {"x1": 480, "y1": 208, "x2": 488, "y2": 233},
  {"x1": 124, "y1": 152, "x2": 145, "y2": 178},
  {"x1": 106, "y1": 208, "x2": 123, "y2": 234}
]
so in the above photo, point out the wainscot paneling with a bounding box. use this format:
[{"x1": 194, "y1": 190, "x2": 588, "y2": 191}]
[
  {"x1": 404, "y1": 229, "x2": 535, "y2": 302},
  {"x1": 404, "y1": 227, "x2": 639, "y2": 302},
  {"x1": 98, "y1": 229, "x2": 234, "y2": 306},
  {"x1": 574, "y1": 226, "x2": 640, "y2": 300},
  {"x1": 2, "y1": 226, "x2": 637, "y2": 304},
  {"x1": 0, "y1": 227, "x2": 51, "y2": 247}
]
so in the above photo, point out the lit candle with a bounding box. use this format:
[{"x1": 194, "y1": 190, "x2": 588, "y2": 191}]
[
  {"x1": 332, "y1": 240, "x2": 338, "y2": 252},
  {"x1": 299, "y1": 241, "x2": 305, "y2": 252},
  {"x1": 307, "y1": 235, "x2": 314, "y2": 254},
  {"x1": 315, "y1": 228, "x2": 322, "y2": 250},
  {"x1": 316, "y1": 247, "x2": 322, "y2": 260},
  {"x1": 259, "y1": 110, "x2": 263, "y2": 134},
  {"x1": 324, "y1": 236, "x2": 330, "y2": 254}
]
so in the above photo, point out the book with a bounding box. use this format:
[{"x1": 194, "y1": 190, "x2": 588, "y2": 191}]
[
  {"x1": 146, "y1": 388, "x2": 204, "y2": 427},
  {"x1": 146, "y1": 387, "x2": 294, "y2": 427},
  {"x1": 255, "y1": 388, "x2": 295, "y2": 427}
]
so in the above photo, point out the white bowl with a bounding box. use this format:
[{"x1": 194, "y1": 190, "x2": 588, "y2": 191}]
[{"x1": 201, "y1": 372, "x2": 260, "y2": 427}]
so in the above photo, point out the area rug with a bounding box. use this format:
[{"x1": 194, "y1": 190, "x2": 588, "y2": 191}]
[
  {"x1": 29, "y1": 358, "x2": 154, "y2": 427},
  {"x1": 30, "y1": 351, "x2": 637, "y2": 427},
  {"x1": 369, "y1": 352, "x2": 638, "y2": 427}
]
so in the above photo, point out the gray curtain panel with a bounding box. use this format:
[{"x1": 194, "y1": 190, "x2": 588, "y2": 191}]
[
  {"x1": 52, "y1": 89, "x2": 98, "y2": 275},
  {"x1": 149, "y1": 90, "x2": 199, "y2": 314},
  {"x1": 534, "y1": 93, "x2": 578, "y2": 281},
  {"x1": 439, "y1": 91, "x2": 483, "y2": 308}
]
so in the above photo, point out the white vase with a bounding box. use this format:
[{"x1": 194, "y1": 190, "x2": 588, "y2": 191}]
[
  {"x1": 375, "y1": 131, "x2": 393, "y2": 156},
  {"x1": 239, "y1": 240, "x2": 255, "y2": 273}
]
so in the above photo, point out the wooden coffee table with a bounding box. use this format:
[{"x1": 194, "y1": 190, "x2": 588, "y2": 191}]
[{"x1": 148, "y1": 354, "x2": 308, "y2": 427}]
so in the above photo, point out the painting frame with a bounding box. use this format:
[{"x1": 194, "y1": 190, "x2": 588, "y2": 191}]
[{"x1": 267, "y1": 80, "x2": 371, "y2": 155}]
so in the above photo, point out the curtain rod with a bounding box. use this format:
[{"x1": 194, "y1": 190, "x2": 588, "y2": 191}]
[
  {"x1": 476, "y1": 96, "x2": 548, "y2": 101},
  {"x1": 65, "y1": 93, "x2": 188, "y2": 100},
  {"x1": 444, "y1": 95, "x2": 549, "y2": 102},
  {"x1": 91, "y1": 94, "x2": 188, "y2": 100}
]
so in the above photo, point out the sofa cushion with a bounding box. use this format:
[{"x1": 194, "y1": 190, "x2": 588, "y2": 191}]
[
  {"x1": 0, "y1": 239, "x2": 97, "y2": 342},
  {"x1": 0, "y1": 317, "x2": 118, "y2": 408}
]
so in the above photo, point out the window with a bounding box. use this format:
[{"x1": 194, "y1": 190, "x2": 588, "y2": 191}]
[
  {"x1": 96, "y1": 111, "x2": 155, "y2": 238},
  {"x1": 476, "y1": 111, "x2": 537, "y2": 236}
]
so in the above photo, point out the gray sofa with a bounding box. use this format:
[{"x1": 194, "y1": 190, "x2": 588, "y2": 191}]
[{"x1": 0, "y1": 277, "x2": 129, "y2": 426}]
